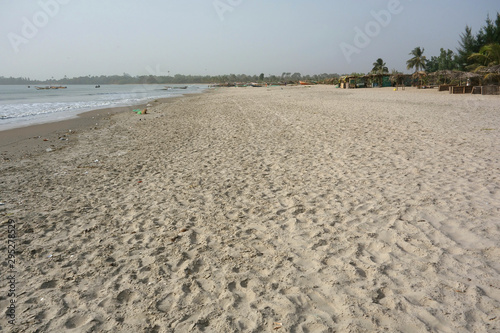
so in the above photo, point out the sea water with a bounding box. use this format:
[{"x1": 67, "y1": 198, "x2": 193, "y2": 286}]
[{"x1": 0, "y1": 84, "x2": 207, "y2": 131}]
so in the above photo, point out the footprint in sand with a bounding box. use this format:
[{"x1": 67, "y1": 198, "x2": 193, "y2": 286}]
[
  {"x1": 116, "y1": 289, "x2": 137, "y2": 304},
  {"x1": 40, "y1": 280, "x2": 58, "y2": 289},
  {"x1": 64, "y1": 314, "x2": 89, "y2": 329}
]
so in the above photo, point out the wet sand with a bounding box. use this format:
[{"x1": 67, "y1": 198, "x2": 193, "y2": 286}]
[{"x1": 0, "y1": 97, "x2": 181, "y2": 161}]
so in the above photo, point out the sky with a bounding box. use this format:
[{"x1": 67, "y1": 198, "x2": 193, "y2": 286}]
[{"x1": 1, "y1": 0, "x2": 499, "y2": 80}]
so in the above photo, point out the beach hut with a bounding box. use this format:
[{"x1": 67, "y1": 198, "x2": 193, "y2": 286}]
[
  {"x1": 428, "y1": 70, "x2": 457, "y2": 85},
  {"x1": 474, "y1": 66, "x2": 500, "y2": 94},
  {"x1": 440, "y1": 72, "x2": 485, "y2": 94},
  {"x1": 340, "y1": 75, "x2": 364, "y2": 89},
  {"x1": 457, "y1": 71, "x2": 482, "y2": 86},
  {"x1": 339, "y1": 76, "x2": 348, "y2": 89},
  {"x1": 428, "y1": 70, "x2": 461, "y2": 91},
  {"x1": 477, "y1": 65, "x2": 500, "y2": 84},
  {"x1": 389, "y1": 73, "x2": 412, "y2": 89},
  {"x1": 367, "y1": 73, "x2": 392, "y2": 87},
  {"x1": 412, "y1": 71, "x2": 428, "y2": 88}
]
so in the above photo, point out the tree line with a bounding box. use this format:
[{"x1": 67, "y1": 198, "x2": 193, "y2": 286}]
[
  {"x1": 0, "y1": 72, "x2": 339, "y2": 85},
  {"x1": 363, "y1": 12, "x2": 500, "y2": 77},
  {"x1": 407, "y1": 12, "x2": 500, "y2": 73}
]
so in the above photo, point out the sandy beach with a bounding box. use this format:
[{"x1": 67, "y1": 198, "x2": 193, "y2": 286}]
[{"x1": 1, "y1": 86, "x2": 499, "y2": 332}]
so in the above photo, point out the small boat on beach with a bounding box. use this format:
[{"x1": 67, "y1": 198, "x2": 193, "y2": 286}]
[{"x1": 299, "y1": 81, "x2": 314, "y2": 85}]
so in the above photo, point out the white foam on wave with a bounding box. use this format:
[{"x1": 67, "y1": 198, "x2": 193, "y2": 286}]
[{"x1": 0, "y1": 85, "x2": 206, "y2": 131}]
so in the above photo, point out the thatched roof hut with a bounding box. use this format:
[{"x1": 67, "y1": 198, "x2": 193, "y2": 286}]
[
  {"x1": 457, "y1": 71, "x2": 482, "y2": 85},
  {"x1": 457, "y1": 71, "x2": 482, "y2": 79},
  {"x1": 483, "y1": 65, "x2": 500, "y2": 73},
  {"x1": 476, "y1": 65, "x2": 500, "y2": 84},
  {"x1": 428, "y1": 70, "x2": 457, "y2": 80},
  {"x1": 389, "y1": 73, "x2": 412, "y2": 87},
  {"x1": 428, "y1": 70, "x2": 484, "y2": 86},
  {"x1": 412, "y1": 71, "x2": 427, "y2": 78},
  {"x1": 411, "y1": 71, "x2": 428, "y2": 86},
  {"x1": 339, "y1": 74, "x2": 366, "y2": 88}
]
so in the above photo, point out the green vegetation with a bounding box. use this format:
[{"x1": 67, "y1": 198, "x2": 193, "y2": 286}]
[
  {"x1": 387, "y1": 12, "x2": 500, "y2": 77},
  {"x1": 468, "y1": 43, "x2": 500, "y2": 69},
  {"x1": 426, "y1": 48, "x2": 458, "y2": 72},
  {"x1": 0, "y1": 73, "x2": 339, "y2": 85},
  {"x1": 402, "y1": 12, "x2": 499, "y2": 79},
  {"x1": 425, "y1": 13, "x2": 500, "y2": 72},
  {"x1": 406, "y1": 47, "x2": 427, "y2": 72},
  {"x1": 455, "y1": 13, "x2": 500, "y2": 70},
  {"x1": 371, "y1": 58, "x2": 388, "y2": 74}
]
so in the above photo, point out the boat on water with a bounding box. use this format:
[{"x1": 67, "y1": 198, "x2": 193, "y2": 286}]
[
  {"x1": 35, "y1": 86, "x2": 67, "y2": 90},
  {"x1": 163, "y1": 86, "x2": 188, "y2": 90}
]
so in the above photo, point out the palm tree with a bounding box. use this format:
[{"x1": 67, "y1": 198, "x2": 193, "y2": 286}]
[
  {"x1": 468, "y1": 43, "x2": 500, "y2": 69},
  {"x1": 371, "y1": 58, "x2": 389, "y2": 74},
  {"x1": 469, "y1": 43, "x2": 500, "y2": 83},
  {"x1": 406, "y1": 47, "x2": 427, "y2": 72}
]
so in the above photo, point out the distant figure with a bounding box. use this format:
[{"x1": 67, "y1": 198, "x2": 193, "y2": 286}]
[{"x1": 466, "y1": 79, "x2": 471, "y2": 86}]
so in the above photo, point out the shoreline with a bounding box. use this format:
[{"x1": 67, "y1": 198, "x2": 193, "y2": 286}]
[
  {"x1": 0, "y1": 83, "x2": 208, "y2": 133},
  {"x1": 0, "y1": 91, "x2": 209, "y2": 161}
]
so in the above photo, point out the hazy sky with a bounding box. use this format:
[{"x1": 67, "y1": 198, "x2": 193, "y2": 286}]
[{"x1": 1, "y1": 0, "x2": 499, "y2": 80}]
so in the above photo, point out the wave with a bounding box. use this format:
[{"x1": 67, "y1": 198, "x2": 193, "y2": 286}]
[{"x1": 0, "y1": 84, "x2": 207, "y2": 127}]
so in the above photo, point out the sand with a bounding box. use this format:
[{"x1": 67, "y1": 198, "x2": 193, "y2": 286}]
[{"x1": 1, "y1": 86, "x2": 499, "y2": 332}]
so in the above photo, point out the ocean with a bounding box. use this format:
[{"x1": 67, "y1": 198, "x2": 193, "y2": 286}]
[{"x1": 0, "y1": 84, "x2": 208, "y2": 131}]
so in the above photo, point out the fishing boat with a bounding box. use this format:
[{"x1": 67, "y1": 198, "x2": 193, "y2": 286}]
[
  {"x1": 35, "y1": 86, "x2": 67, "y2": 90},
  {"x1": 164, "y1": 86, "x2": 188, "y2": 90},
  {"x1": 299, "y1": 81, "x2": 314, "y2": 85}
]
